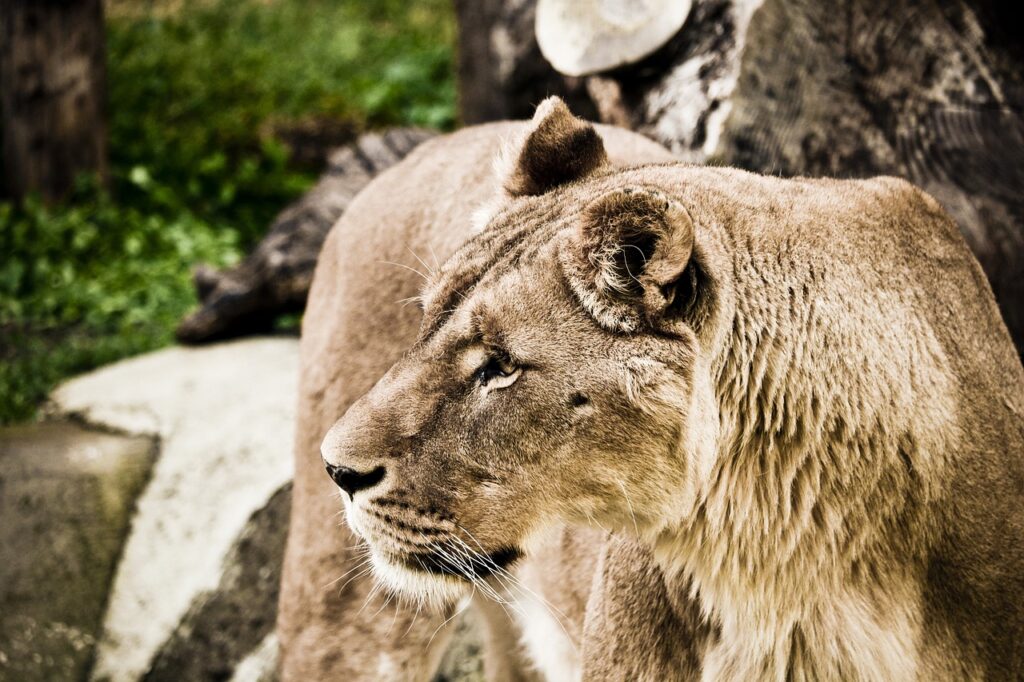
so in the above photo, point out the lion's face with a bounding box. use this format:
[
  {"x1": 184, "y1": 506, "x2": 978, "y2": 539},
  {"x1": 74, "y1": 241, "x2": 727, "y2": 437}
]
[{"x1": 321, "y1": 99, "x2": 719, "y2": 606}]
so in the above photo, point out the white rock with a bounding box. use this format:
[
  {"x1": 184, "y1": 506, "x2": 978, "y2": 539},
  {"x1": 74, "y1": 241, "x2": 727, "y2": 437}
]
[
  {"x1": 51, "y1": 337, "x2": 298, "y2": 682},
  {"x1": 230, "y1": 632, "x2": 279, "y2": 682},
  {"x1": 536, "y1": 0, "x2": 692, "y2": 76}
]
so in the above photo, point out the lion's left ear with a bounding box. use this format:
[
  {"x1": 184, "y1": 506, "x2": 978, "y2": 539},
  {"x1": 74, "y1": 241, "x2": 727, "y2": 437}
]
[
  {"x1": 503, "y1": 96, "x2": 609, "y2": 198},
  {"x1": 560, "y1": 187, "x2": 699, "y2": 334}
]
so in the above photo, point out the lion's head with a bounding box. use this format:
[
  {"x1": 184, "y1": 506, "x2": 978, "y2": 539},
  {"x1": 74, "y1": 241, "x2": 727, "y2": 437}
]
[{"x1": 321, "y1": 98, "x2": 724, "y2": 607}]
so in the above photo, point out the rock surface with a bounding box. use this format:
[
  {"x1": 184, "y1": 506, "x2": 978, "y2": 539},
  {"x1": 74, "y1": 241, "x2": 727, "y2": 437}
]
[
  {"x1": 0, "y1": 422, "x2": 155, "y2": 681},
  {"x1": 453, "y1": 0, "x2": 1024, "y2": 356},
  {"x1": 1, "y1": 337, "x2": 484, "y2": 681},
  {"x1": 712, "y1": 0, "x2": 1024, "y2": 353},
  {"x1": 50, "y1": 337, "x2": 298, "y2": 681},
  {"x1": 144, "y1": 484, "x2": 292, "y2": 681}
]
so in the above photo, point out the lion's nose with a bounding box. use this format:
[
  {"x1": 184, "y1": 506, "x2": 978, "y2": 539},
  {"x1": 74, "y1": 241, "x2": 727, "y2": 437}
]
[{"x1": 325, "y1": 462, "x2": 386, "y2": 498}]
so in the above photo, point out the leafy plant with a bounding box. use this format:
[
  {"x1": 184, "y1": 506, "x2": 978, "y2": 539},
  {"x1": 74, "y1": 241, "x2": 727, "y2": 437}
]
[{"x1": 0, "y1": 0, "x2": 456, "y2": 423}]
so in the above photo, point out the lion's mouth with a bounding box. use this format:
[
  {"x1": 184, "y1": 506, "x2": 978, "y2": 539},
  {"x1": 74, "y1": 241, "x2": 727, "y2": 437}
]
[{"x1": 394, "y1": 546, "x2": 521, "y2": 581}]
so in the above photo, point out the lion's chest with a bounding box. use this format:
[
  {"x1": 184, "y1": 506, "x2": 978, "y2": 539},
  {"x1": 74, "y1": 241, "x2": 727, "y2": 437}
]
[{"x1": 513, "y1": 590, "x2": 581, "y2": 682}]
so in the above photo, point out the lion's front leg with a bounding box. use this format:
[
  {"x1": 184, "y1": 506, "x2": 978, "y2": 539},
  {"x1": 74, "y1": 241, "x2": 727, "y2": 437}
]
[{"x1": 580, "y1": 537, "x2": 711, "y2": 682}]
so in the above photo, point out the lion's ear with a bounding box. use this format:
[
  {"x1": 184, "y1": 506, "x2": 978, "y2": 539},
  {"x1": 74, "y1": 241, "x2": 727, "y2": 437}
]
[
  {"x1": 504, "y1": 96, "x2": 609, "y2": 198},
  {"x1": 561, "y1": 187, "x2": 699, "y2": 334}
]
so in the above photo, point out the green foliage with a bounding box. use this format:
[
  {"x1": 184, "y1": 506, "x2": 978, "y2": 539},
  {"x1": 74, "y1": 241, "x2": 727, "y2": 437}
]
[
  {"x1": 0, "y1": 0, "x2": 456, "y2": 424},
  {"x1": 0, "y1": 179, "x2": 243, "y2": 422},
  {"x1": 106, "y1": 0, "x2": 456, "y2": 243}
]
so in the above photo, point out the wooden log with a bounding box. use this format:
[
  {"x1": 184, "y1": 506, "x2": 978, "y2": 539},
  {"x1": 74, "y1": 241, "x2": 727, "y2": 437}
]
[{"x1": 176, "y1": 128, "x2": 435, "y2": 344}]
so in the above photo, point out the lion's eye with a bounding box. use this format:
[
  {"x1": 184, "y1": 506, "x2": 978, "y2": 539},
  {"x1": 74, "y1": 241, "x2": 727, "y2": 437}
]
[{"x1": 475, "y1": 354, "x2": 520, "y2": 390}]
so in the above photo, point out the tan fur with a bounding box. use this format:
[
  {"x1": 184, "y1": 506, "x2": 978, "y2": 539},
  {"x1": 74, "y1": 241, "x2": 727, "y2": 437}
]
[
  {"x1": 277, "y1": 116, "x2": 675, "y2": 680},
  {"x1": 299, "y1": 98, "x2": 1024, "y2": 680}
]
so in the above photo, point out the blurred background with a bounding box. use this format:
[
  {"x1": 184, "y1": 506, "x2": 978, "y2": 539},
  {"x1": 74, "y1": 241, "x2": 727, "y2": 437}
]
[
  {"x1": 1, "y1": 0, "x2": 1021, "y2": 680},
  {"x1": 1, "y1": 0, "x2": 455, "y2": 424}
]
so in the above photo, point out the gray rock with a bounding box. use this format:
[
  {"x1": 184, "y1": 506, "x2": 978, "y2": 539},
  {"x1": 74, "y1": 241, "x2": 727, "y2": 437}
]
[
  {"x1": 229, "y1": 632, "x2": 279, "y2": 682},
  {"x1": 452, "y1": 0, "x2": 1024, "y2": 357},
  {"x1": 6, "y1": 336, "x2": 484, "y2": 680},
  {"x1": 50, "y1": 338, "x2": 298, "y2": 682},
  {"x1": 145, "y1": 484, "x2": 291, "y2": 682},
  {"x1": 0, "y1": 422, "x2": 155, "y2": 681},
  {"x1": 712, "y1": 0, "x2": 1024, "y2": 356}
]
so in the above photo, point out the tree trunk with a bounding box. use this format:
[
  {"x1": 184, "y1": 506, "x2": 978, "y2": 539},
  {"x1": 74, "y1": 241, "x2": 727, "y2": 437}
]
[
  {"x1": 453, "y1": 0, "x2": 1024, "y2": 356},
  {"x1": 0, "y1": 0, "x2": 109, "y2": 202},
  {"x1": 453, "y1": 0, "x2": 596, "y2": 124}
]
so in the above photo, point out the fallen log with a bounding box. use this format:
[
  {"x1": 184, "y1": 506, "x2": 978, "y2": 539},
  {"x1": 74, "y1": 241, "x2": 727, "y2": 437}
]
[{"x1": 176, "y1": 128, "x2": 435, "y2": 343}]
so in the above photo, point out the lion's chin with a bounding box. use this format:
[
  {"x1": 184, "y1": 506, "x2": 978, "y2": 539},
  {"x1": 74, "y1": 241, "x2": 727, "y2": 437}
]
[{"x1": 369, "y1": 549, "x2": 471, "y2": 610}]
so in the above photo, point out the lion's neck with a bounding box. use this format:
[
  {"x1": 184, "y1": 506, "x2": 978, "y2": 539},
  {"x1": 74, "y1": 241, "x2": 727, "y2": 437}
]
[{"x1": 650, "y1": 240, "x2": 954, "y2": 678}]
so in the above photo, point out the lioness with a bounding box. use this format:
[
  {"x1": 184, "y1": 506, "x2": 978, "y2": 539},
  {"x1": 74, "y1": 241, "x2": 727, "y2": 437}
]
[
  {"x1": 292, "y1": 99, "x2": 1024, "y2": 680},
  {"x1": 277, "y1": 105, "x2": 676, "y2": 680}
]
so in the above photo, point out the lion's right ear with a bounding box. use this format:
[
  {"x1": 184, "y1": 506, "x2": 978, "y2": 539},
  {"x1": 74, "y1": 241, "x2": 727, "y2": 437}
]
[
  {"x1": 503, "y1": 97, "x2": 609, "y2": 198},
  {"x1": 560, "y1": 186, "x2": 702, "y2": 335}
]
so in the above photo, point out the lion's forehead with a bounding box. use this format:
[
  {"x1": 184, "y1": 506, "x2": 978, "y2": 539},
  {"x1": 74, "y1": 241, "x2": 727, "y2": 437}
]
[{"x1": 419, "y1": 196, "x2": 581, "y2": 324}]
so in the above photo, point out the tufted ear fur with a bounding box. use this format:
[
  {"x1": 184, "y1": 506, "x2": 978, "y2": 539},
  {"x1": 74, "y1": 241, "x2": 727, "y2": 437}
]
[
  {"x1": 560, "y1": 187, "x2": 699, "y2": 334},
  {"x1": 504, "y1": 96, "x2": 609, "y2": 198}
]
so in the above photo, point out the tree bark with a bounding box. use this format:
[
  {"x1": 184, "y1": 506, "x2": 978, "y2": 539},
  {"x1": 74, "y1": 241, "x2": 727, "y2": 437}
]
[
  {"x1": 453, "y1": 0, "x2": 1024, "y2": 356},
  {"x1": 453, "y1": 0, "x2": 596, "y2": 124},
  {"x1": 0, "y1": 0, "x2": 109, "y2": 202}
]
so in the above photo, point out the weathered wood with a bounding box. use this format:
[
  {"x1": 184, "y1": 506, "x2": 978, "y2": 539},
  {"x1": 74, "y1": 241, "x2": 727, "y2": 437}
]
[
  {"x1": 0, "y1": 0, "x2": 109, "y2": 202},
  {"x1": 176, "y1": 128, "x2": 435, "y2": 343}
]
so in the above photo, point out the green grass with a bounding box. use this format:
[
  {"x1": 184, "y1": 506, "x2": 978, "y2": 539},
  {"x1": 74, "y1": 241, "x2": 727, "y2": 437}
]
[{"x1": 0, "y1": 0, "x2": 456, "y2": 424}]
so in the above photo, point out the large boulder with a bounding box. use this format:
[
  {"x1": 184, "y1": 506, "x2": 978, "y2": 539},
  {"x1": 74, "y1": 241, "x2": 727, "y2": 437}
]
[
  {"x1": 453, "y1": 0, "x2": 1024, "y2": 356},
  {"x1": 0, "y1": 337, "x2": 484, "y2": 681}
]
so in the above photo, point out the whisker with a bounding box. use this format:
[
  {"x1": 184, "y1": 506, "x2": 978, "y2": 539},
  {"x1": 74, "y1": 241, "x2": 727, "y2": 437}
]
[
  {"x1": 454, "y1": 526, "x2": 578, "y2": 652},
  {"x1": 402, "y1": 596, "x2": 423, "y2": 638},
  {"x1": 427, "y1": 243, "x2": 442, "y2": 272},
  {"x1": 371, "y1": 589, "x2": 396, "y2": 619},
  {"x1": 618, "y1": 480, "x2": 642, "y2": 538},
  {"x1": 426, "y1": 587, "x2": 471, "y2": 648},
  {"x1": 322, "y1": 552, "x2": 372, "y2": 591},
  {"x1": 334, "y1": 562, "x2": 375, "y2": 597},
  {"x1": 407, "y1": 246, "x2": 436, "y2": 276},
  {"x1": 385, "y1": 592, "x2": 402, "y2": 635},
  {"x1": 378, "y1": 259, "x2": 430, "y2": 282},
  {"x1": 356, "y1": 578, "x2": 386, "y2": 617}
]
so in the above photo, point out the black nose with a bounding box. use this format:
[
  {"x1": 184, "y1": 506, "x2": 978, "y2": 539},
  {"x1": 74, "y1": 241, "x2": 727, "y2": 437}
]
[{"x1": 324, "y1": 462, "x2": 386, "y2": 497}]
